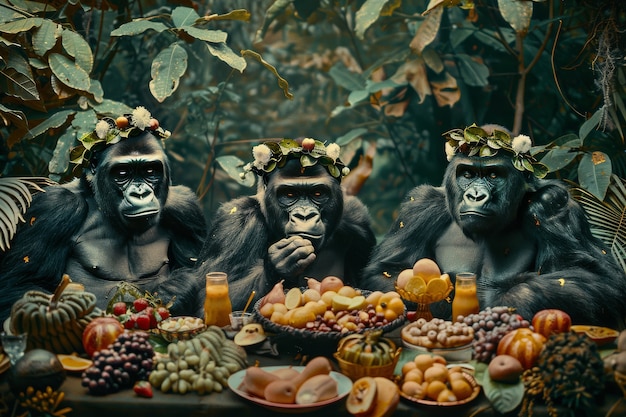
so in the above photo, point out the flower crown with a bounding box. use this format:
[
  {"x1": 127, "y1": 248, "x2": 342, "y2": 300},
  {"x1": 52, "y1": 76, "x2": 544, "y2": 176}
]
[
  {"x1": 70, "y1": 106, "x2": 171, "y2": 175},
  {"x1": 443, "y1": 124, "x2": 549, "y2": 179},
  {"x1": 240, "y1": 138, "x2": 350, "y2": 181}
]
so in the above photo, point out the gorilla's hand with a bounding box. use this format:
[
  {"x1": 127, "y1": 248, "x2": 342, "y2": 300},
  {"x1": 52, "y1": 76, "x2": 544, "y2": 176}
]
[
  {"x1": 268, "y1": 236, "x2": 316, "y2": 277},
  {"x1": 528, "y1": 184, "x2": 570, "y2": 222}
]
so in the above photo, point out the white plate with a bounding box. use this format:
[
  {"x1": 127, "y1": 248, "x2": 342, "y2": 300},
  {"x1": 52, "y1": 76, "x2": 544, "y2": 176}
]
[{"x1": 228, "y1": 366, "x2": 352, "y2": 413}]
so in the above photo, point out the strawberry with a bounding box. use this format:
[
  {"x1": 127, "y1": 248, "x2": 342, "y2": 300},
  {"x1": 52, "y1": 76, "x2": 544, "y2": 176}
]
[
  {"x1": 133, "y1": 298, "x2": 149, "y2": 312},
  {"x1": 156, "y1": 307, "x2": 170, "y2": 321},
  {"x1": 136, "y1": 314, "x2": 151, "y2": 331},
  {"x1": 133, "y1": 380, "x2": 153, "y2": 398},
  {"x1": 124, "y1": 315, "x2": 137, "y2": 329},
  {"x1": 144, "y1": 307, "x2": 157, "y2": 328},
  {"x1": 112, "y1": 302, "x2": 127, "y2": 316}
]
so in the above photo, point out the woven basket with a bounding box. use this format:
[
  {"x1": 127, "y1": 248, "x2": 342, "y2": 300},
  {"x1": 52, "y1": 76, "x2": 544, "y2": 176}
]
[{"x1": 333, "y1": 346, "x2": 401, "y2": 381}]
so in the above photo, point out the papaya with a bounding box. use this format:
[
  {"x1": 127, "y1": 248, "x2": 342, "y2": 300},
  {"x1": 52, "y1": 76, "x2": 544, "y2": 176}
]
[
  {"x1": 264, "y1": 379, "x2": 298, "y2": 403},
  {"x1": 295, "y1": 374, "x2": 338, "y2": 404},
  {"x1": 346, "y1": 377, "x2": 377, "y2": 417},
  {"x1": 241, "y1": 366, "x2": 279, "y2": 398},
  {"x1": 292, "y1": 356, "x2": 333, "y2": 389}
]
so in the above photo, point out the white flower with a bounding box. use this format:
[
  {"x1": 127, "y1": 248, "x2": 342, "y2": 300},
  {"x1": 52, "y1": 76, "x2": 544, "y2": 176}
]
[
  {"x1": 326, "y1": 143, "x2": 341, "y2": 161},
  {"x1": 341, "y1": 166, "x2": 351, "y2": 176},
  {"x1": 243, "y1": 162, "x2": 252, "y2": 172},
  {"x1": 131, "y1": 106, "x2": 152, "y2": 130},
  {"x1": 95, "y1": 120, "x2": 110, "y2": 139},
  {"x1": 512, "y1": 134, "x2": 532, "y2": 154},
  {"x1": 252, "y1": 144, "x2": 272, "y2": 166},
  {"x1": 445, "y1": 142, "x2": 456, "y2": 162}
]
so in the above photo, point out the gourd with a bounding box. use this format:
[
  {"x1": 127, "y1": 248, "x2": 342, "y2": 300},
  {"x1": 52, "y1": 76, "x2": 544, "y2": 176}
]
[
  {"x1": 9, "y1": 275, "x2": 103, "y2": 354},
  {"x1": 497, "y1": 328, "x2": 546, "y2": 369},
  {"x1": 336, "y1": 329, "x2": 397, "y2": 367}
]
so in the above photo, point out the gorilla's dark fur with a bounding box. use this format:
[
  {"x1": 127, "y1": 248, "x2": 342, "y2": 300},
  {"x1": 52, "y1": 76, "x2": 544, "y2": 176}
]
[
  {"x1": 361, "y1": 152, "x2": 626, "y2": 329},
  {"x1": 0, "y1": 132, "x2": 206, "y2": 321},
  {"x1": 186, "y1": 159, "x2": 376, "y2": 315}
]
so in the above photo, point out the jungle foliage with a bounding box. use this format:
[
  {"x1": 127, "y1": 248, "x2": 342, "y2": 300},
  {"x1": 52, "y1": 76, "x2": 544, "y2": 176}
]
[{"x1": 1, "y1": 0, "x2": 625, "y2": 237}]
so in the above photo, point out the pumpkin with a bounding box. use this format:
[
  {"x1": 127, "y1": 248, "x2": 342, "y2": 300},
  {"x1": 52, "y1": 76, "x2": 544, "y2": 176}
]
[
  {"x1": 531, "y1": 309, "x2": 571, "y2": 338},
  {"x1": 497, "y1": 328, "x2": 546, "y2": 369},
  {"x1": 335, "y1": 329, "x2": 397, "y2": 367},
  {"x1": 9, "y1": 275, "x2": 103, "y2": 354}
]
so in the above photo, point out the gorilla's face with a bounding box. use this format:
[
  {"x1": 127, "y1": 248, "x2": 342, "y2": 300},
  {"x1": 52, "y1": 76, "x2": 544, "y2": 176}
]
[
  {"x1": 263, "y1": 160, "x2": 343, "y2": 250},
  {"x1": 92, "y1": 132, "x2": 170, "y2": 233},
  {"x1": 446, "y1": 154, "x2": 527, "y2": 237}
]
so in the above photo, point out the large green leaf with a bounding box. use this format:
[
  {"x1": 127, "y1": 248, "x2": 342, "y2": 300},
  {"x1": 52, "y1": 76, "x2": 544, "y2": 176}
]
[
  {"x1": 110, "y1": 20, "x2": 169, "y2": 37},
  {"x1": 579, "y1": 108, "x2": 603, "y2": 142},
  {"x1": 497, "y1": 0, "x2": 532, "y2": 33},
  {"x1": 33, "y1": 19, "x2": 60, "y2": 56},
  {"x1": 355, "y1": 0, "x2": 388, "y2": 40},
  {"x1": 540, "y1": 148, "x2": 580, "y2": 172},
  {"x1": 456, "y1": 54, "x2": 490, "y2": 87},
  {"x1": 1, "y1": 52, "x2": 38, "y2": 100},
  {"x1": 206, "y1": 42, "x2": 246, "y2": 72},
  {"x1": 578, "y1": 151, "x2": 612, "y2": 200},
  {"x1": 149, "y1": 44, "x2": 188, "y2": 103},
  {"x1": 48, "y1": 128, "x2": 77, "y2": 178},
  {"x1": 21, "y1": 109, "x2": 75, "y2": 140},
  {"x1": 571, "y1": 175, "x2": 626, "y2": 272},
  {"x1": 49, "y1": 53, "x2": 90, "y2": 91},
  {"x1": 0, "y1": 17, "x2": 43, "y2": 34},
  {"x1": 410, "y1": 6, "x2": 442, "y2": 54},
  {"x1": 62, "y1": 28, "x2": 93, "y2": 73},
  {"x1": 89, "y1": 100, "x2": 133, "y2": 116},
  {"x1": 171, "y1": 6, "x2": 200, "y2": 28},
  {"x1": 215, "y1": 155, "x2": 255, "y2": 187},
  {"x1": 180, "y1": 26, "x2": 227, "y2": 43},
  {"x1": 328, "y1": 62, "x2": 366, "y2": 91}
]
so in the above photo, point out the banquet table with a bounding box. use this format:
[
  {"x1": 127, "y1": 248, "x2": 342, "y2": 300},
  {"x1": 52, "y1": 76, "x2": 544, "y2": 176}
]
[{"x1": 2, "y1": 327, "x2": 625, "y2": 417}]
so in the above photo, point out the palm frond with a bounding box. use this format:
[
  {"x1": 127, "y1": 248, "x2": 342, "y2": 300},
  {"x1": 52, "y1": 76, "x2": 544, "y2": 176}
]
[
  {"x1": 0, "y1": 177, "x2": 56, "y2": 252},
  {"x1": 570, "y1": 175, "x2": 626, "y2": 273}
]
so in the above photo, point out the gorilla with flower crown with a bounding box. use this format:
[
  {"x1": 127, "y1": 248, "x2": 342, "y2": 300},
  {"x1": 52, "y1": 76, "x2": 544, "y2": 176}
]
[
  {"x1": 185, "y1": 138, "x2": 376, "y2": 314},
  {"x1": 0, "y1": 107, "x2": 206, "y2": 322},
  {"x1": 360, "y1": 124, "x2": 626, "y2": 329}
]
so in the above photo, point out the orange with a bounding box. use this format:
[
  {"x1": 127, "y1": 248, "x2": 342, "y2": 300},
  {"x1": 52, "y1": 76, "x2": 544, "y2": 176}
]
[
  {"x1": 450, "y1": 378, "x2": 473, "y2": 401},
  {"x1": 414, "y1": 354, "x2": 436, "y2": 372},
  {"x1": 403, "y1": 368, "x2": 424, "y2": 385},
  {"x1": 401, "y1": 380, "x2": 425, "y2": 399},
  {"x1": 425, "y1": 278, "x2": 448, "y2": 299},
  {"x1": 424, "y1": 364, "x2": 448, "y2": 383},
  {"x1": 396, "y1": 269, "x2": 415, "y2": 289},
  {"x1": 436, "y1": 388, "x2": 457, "y2": 403},
  {"x1": 405, "y1": 276, "x2": 427, "y2": 294},
  {"x1": 425, "y1": 380, "x2": 447, "y2": 401},
  {"x1": 401, "y1": 361, "x2": 417, "y2": 375}
]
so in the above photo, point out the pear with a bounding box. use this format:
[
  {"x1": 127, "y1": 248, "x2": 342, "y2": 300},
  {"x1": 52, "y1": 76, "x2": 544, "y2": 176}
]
[{"x1": 260, "y1": 280, "x2": 286, "y2": 307}]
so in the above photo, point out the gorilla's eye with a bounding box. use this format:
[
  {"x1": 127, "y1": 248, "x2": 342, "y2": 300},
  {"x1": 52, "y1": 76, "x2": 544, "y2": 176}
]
[
  {"x1": 111, "y1": 165, "x2": 131, "y2": 184},
  {"x1": 489, "y1": 171, "x2": 498, "y2": 179},
  {"x1": 310, "y1": 187, "x2": 330, "y2": 204},
  {"x1": 277, "y1": 188, "x2": 299, "y2": 206},
  {"x1": 462, "y1": 170, "x2": 474, "y2": 179}
]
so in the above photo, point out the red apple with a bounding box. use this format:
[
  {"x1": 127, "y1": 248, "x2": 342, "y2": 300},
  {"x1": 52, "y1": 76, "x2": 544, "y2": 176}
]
[
  {"x1": 532, "y1": 309, "x2": 571, "y2": 338},
  {"x1": 82, "y1": 317, "x2": 124, "y2": 357},
  {"x1": 301, "y1": 138, "x2": 316, "y2": 151}
]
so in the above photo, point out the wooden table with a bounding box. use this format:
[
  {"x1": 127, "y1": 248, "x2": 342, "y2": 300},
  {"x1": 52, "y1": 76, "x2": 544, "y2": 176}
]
[{"x1": 3, "y1": 328, "x2": 626, "y2": 417}]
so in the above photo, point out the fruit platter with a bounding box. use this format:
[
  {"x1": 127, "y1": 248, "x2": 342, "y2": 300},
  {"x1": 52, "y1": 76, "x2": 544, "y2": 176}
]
[{"x1": 253, "y1": 276, "x2": 406, "y2": 353}]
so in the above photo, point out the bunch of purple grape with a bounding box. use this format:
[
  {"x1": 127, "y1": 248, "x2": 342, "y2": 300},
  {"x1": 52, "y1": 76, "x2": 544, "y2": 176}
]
[
  {"x1": 457, "y1": 306, "x2": 531, "y2": 363},
  {"x1": 81, "y1": 331, "x2": 154, "y2": 395}
]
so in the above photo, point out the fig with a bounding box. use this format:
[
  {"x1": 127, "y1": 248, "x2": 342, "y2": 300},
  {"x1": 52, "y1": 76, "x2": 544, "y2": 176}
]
[
  {"x1": 346, "y1": 377, "x2": 377, "y2": 417},
  {"x1": 241, "y1": 366, "x2": 279, "y2": 398},
  {"x1": 488, "y1": 354, "x2": 524, "y2": 383},
  {"x1": 295, "y1": 374, "x2": 338, "y2": 404},
  {"x1": 260, "y1": 280, "x2": 285, "y2": 307}
]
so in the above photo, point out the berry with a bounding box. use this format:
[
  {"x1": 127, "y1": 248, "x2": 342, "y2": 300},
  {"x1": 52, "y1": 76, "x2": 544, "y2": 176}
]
[
  {"x1": 115, "y1": 116, "x2": 129, "y2": 129},
  {"x1": 301, "y1": 138, "x2": 316, "y2": 151},
  {"x1": 112, "y1": 302, "x2": 127, "y2": 316},
  {"x1": 156, "y1": 307, "x2": 170, "y2": 320},
  {"x1": 133, "y1": 298, "x2": 149, "y2": 312},
  {"x1": 148, "y1": 118, "x2": 159, "y2": 130},
  {"x1": 133, "y1": 380, "x2": 153, "y2": 398},
  {"x1": 124, "y1": 315, "x2": 137, "y2": 330},
  {"x1": 136, "y1": 315, "x2": 151, "y2": 331}
]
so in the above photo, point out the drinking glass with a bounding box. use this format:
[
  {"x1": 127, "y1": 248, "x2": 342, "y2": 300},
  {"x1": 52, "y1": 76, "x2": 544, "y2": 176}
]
[{"x1": 1, "y1": 332, "x2": 28, "y2": 365}]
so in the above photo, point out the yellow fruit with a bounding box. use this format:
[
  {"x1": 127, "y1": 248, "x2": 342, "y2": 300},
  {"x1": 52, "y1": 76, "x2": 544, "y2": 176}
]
[
  {"x1": 379, "y1": 291, "x2": 401, "y2": 305},
  {"x1": 405, "y1": 276, "x2": 427, "y2": 294},
  {"x1": 413, "y1": 354, "x2": 436, "y2": 372},
  {"x1": 436, "y1": 388, "x2": 457, "y2": 403},
  {"x1": 441, "y1": 273, "x2": 452, "y2": 288},
  {"x1": 337, "y1": 286, "x2": 358, "y2": 298},
  {"x1": 386, "y1": 297, "x2": 405, "y2": 316},
  {"x1": 401, "y1": 380, "x2": 425, "y2": 399},
  {"x1": 331, "y1": 294, "x2": 353, "y2": 311},
  {"x1": 401, "y1": 361, "x2": 417, "y2": 375},
  {"x1": 348, "y1": 295, "x2": 366, "y2": 310},
  {"x1": 259, "y1": 302, "x2": 274, "y2": 318},
  {"x1": 396, "y1": 269, "x2": 414, "y2": 289},
  {"x1": 412, "y1": 258, "x2": 441, "y2": 283},
  {"x1": 403, "y1": 368, "x2": 424, "y2": 385},
  {"x1": 302, "y1": 288, "x2": 321, "y2": 303},
  {"x1": 288, "y1": 307, "x2": 316, "y2": 329},
  {"x1": 321, "y1": 290, "x2": 337, "y2": 306},
  {"x1": 284, "y1": 287, "x2": 304, "y2": 310},
  {"x1": 424, "y1": 364, "x2": 448, "y2": 383},
  {"x1": 425, "y1": 278, "x2": 449, "y2": 298},
  {"x1": 270, "y1": 311, "x2": 287, "y2": 325},
  {"x1": 450, "y1": 378, "x2": 473, "y2": 401},
  {"x1": 364, "y1": 291, "x2": 384, "y2": 306},
  {"x1": 426, "y1": 380, "x2": 447, "y2": 400},
  {"x1": 273, "y1": 303, "x2": 288, "y2": 314}
]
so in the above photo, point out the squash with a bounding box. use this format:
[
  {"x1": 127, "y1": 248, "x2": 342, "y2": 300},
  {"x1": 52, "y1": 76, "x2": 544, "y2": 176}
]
[
  {"x1": 9, "y1": 275, "x2": 103, "y2": 354},
  {"x1": 336, "y1": 329, "x2": 397, "y2": 367},
  {"x1": 497, "y1": 328, "x2": 546, "y2": 369}
]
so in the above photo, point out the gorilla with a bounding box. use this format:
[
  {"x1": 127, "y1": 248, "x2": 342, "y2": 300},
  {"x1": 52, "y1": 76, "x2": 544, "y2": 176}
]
[
  {"x1": 360, "y1": 125, "x2": 626, "y2": 329},
  {"x1": 0, "y1": 109, "x2": 206, "y2": 322},
  {"x1": 186, "y1": 139, "x2": 376, "y2": 314}
]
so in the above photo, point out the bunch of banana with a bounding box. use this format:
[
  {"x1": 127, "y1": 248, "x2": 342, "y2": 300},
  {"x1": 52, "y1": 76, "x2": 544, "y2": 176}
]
[
  {"x1": 336, "y1": 329, "x2": 398, "y2": 367},
  {"x1": 9, "y1": 275, "x2": 103, "y2": 354},
  {"x1": 149, "y1": 325, "x2": 248, "y2": 395}
]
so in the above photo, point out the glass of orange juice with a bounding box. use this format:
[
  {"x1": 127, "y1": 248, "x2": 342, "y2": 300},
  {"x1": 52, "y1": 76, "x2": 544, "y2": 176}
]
[
  {"x1": 204, "y1": 272, "x2": 232, "y2": 327},
  {"x1": 452, "y1": 272, "x2": 480, "y2": 322}
]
